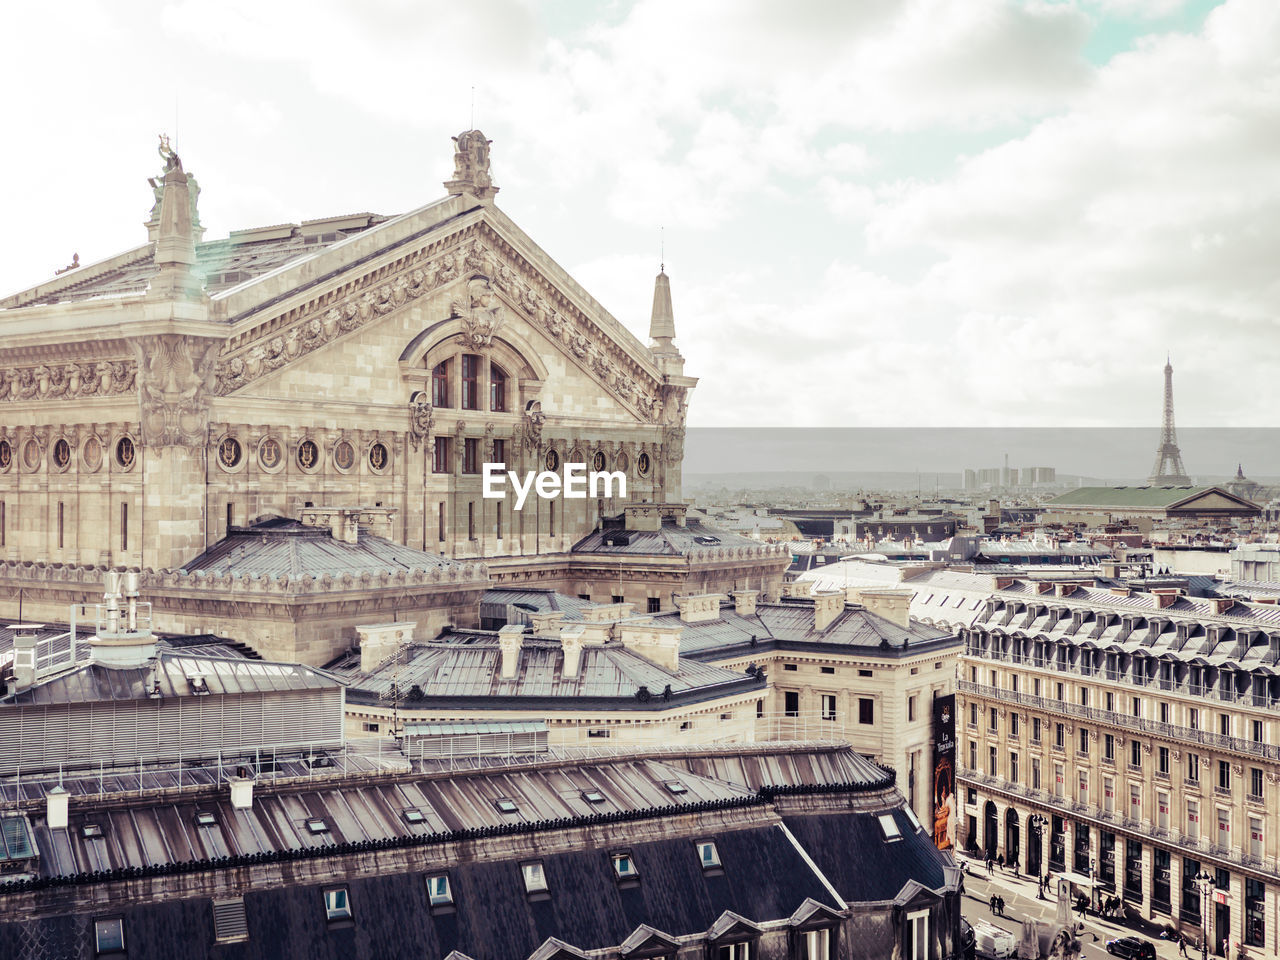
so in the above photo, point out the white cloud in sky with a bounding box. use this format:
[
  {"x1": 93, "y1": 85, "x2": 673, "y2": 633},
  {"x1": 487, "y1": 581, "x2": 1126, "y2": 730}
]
[{"x1": 0, "y1": 0, "x2": 1275, "y2": 430}]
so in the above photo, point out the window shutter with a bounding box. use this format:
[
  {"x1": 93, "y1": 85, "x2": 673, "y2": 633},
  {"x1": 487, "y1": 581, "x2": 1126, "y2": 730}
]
[{"x1": 212, "y1": 897, "x2": 249, "y2": 942}]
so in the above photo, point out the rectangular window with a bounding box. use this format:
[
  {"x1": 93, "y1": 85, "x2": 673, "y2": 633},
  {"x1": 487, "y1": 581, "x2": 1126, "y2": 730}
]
[
  {"x1": 858, "y1": 669, "x2": 872, "y2": 677},
  {"x1": 1010, "y1": 712, "x2": 1019, "y2": 736},
  {"x1": 438, "y1": 502, "x2": 446, "y2": 541},
  {"x1": 433, "y1": 436, "x2": 451, "y2": 473},
  {"x1": 1032, "y1": 717, "x2": 1041, "y2": 743},
  {"x1": 698, "y1": 841, "x2": 721, "y2": 868},
  {"x1": 1130, "y1": 783, "x2": 1142, "y2": 818},
  {"x1": 1055, "y1": 723, "x2": 1064, "y2": 748},
  {"x1": 496, "y1": 501, "x2": 503, "y2": 540},
  {"x1": 1130, "y1": 739, "x2": 1141, "y2": 769},
  {"x1": 1056, "y1": 681, "x2": 1064, "y2": 700},
  {"x1": 463, "y1": 437, "x2": 479, "y2": 473},
  {"x1": 1218, "y1": 808, "x2": 1231, "y2": 847},
  {"x1": 120, "y1": 502, "x2": 128, "y2": 551},
  {"x1": 785, "y1": 691, "x2": 800, "y2": 717},
  {"x1": 57, "y1": 501, "x2": 64, "y2": 549},
  {"x1": 1160, "y1": 702, "x2": 1169, "y2": 724},
  {"x1": 784, "y1": 663, "x2": 798, "y2": 672},
  {"x1": 94, "y1": 918, "x2": 125, "y2": 954},
  {"x1": 1104, "y1": 775, "x2": 1115, "y2": 813},
  {"x1": 803, "y1": 929, "x2": 832, "y2": 960},
  {"x1": 211, "y1": 897, "x2": 248, "y2": 943},
  {"x1": 362, "y1": 722, "x2": 379, "y2": 733},
  {"x1": 1188, "y1": 753, "x2": 1200, "y2": 782},
  {"x1": 647, "y1": 597, "x2": 661, "y2": 613},
  {"x1": 0, "y1": 500, "x2": 6, "y2": 548},
  {"x1": 1253, "y1": 720, "x2": 1264, "y2": 743},
  {"x1": 492, "y1": 437, "x2": 506, "y2": 467},
  {"x1": 821, "y1": 666, "x2": 835, "y2": 675},
  {"x1": 1187, "y1": 800, "x2": 1200, "y2": 840},
  {"x1": 1034, "y1": 677, "x2": 1041, "y2": 696},
  {"x1": 467, "y1": 501, "x2": 475, "y2": 540},
  {"x1": 1158, "y1": 746, "x2": 1169, "y2": 774},
  {"x1": 612, "y1": 853, "x2": 638, "y2": 879},
  {"x1": 522, "y1": 861, "x2": 548, "y2": 893},
  {"x1": 1054, "y1": 763, "x2": 1064, "y2": 798},
  {"x1": 989, "y1": 707, "x2": 997, "y2": 732},
  {"x1": 1132, "y1": 696, "x2": 1141, "y2": 718},
  {"x1": 1079, "y1": 728, "x2": 1089, "y2": 755},
  {"x1": 461, "y1": 354, "x2": 479, "y2": 410},
  {"x1": 859, "y1": 698, "x2": 874, "y2": 725},
  {"x1": 908, "y1": 696, "x2": 916, "y2": 722},
  {"x1": 969, "y1": 741, "x2": 977, "y2": 770},
  {"x1": 1219, "y1": 760, "x2": 1231, "y2": 791},
  {"x1": 988, "y1": 746, "x2": 997, "y2": 776},
  {"x1": 549, "y1": 500, "x2": 555, "y2": 537},
  {"x1": 821, "y1": 695, "x2": 837, "y2": 721},
  {"x1": 717, "y1": 944, "x2": 751, "y2": 960},
  {"x1": 324, "y1": 888, "x2": 352, "y2": 921},
  {"x1": 1251, "y1": 767, "x2": 1264, "y2": 800},
  {"x1": 1189, "y1": 708, "x2": 1199, "y2": 730},
  {"x1": 426, "y1": 875, "x2": 452, "y2": 906},
  {"x1": 611, "y1": 594, "x2": 624, "y2": 605},
  {"x1": 1078, "y1": 770, "x2": 1089, "y2": 805},
  {"x1": 1104, "y1": 734, "x2": 1115, "y2": 761},
  {"x1": 906, "y1": 909, "x2": 929, "y2": 960},
  {"x1": 969, "y1": 703, "x2": 978, "y2": 727},
  {"x1": 432, "y1": 360, "x2": 450, "y2": 407},
  {"x1": 490, "y1": 364, "x2": 507, "y2": 412},
  {"x1": 1010, "y1": 751, "x2": 1019, "y2": 783},
  {"x1": 1220, "y1": 713, "x2": 1231, "y2": 737},
  {"x1": 226, "y1": 501, "x2": 234, "y2": 530}
]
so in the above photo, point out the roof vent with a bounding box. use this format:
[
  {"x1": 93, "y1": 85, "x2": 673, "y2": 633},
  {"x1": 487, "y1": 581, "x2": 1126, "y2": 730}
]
[
  {"x1": 46, "y1": 785, "x2": 70, "y2": 829},
  {"x1": 229, "y1": 776, "x2": 254, "y2": 810}
]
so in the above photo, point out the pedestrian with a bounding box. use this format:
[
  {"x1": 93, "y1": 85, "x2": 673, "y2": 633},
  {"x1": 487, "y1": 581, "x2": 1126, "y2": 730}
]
[
  {"x1": 997, "y1": 896, "x2": 1005, "y2": 917},
  {"x1": 990, "y1": 895, "x2": 997, "y2": 913},
  {"x1": 987, "y1": 857, "x2": 994, "y2": 876},
  {"x1": 1178, "y1": 934, "x2": 1189, "y2": 958},
  {"x1": 997, "y1": 853, "x2": 1005, "y2": 870}
]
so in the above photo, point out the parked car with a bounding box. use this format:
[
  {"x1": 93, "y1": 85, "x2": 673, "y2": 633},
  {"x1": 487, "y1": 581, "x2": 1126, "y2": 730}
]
[
  {"x1": 960, "y1": 918, "x2": 976, "y2": 960},
  {"x1": 1105, "y1": 935, "x2": 1156, "y2": 959},
  {"x1": 972, "y1": 919, "x2": 1016, "y2": 958}
]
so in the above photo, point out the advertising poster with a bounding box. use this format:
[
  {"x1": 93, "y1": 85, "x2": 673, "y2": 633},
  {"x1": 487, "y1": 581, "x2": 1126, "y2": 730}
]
[{"x1": 932, "y1": 694, "x2": 956, "y2": 851}]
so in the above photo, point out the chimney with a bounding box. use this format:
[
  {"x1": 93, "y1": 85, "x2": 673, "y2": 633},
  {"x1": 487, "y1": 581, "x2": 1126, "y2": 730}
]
[
  {"x1": 731, "y1": 589, "x2": 758, "y2": 616},
  {"x1": 855, "y1": 588, "x2": 914, "y2": 629},
  {"x1": 812, "y1": 590, "x2": 844, "y2": 631},
  {"x1": 498, "y1": 625, "x2": 525, "y2": 680},
  {"x1": 356, "y1": 621, "x2": 416, "y2": 674},
  {"x1": 46, "y1": 785, "x2": 70, "y2": 829},
  {"x1": 675, "y1": 594, "x2": 726, "y2": 624},
  {"x1": 8, "y1": 623, "x2": 41, "y2": 691},
  {"x1": 561, "y1": 626, "x2": 584, "y2": 679},
  {"x1": 229, "y1": 777, "x2": 254, "y2": 810},
  {"x1": 783, "y1": 580, "x2": 813, "y2": 599}
]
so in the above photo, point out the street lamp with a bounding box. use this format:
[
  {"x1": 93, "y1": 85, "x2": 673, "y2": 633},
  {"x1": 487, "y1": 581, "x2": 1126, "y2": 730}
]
[
  {"x1": 1195, "y1": 870, "x2": 1215, "y2": 960},
  {"x1": 1029, "y1": 814, "x2": 1048, "y2": 899}
]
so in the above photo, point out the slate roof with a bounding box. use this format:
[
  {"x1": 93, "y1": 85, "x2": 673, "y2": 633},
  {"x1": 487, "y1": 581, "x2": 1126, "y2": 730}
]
[
  {"x1": 179, "y1": 518, "x2": 468, "y2": 578},
  {"x1": 672, "y1": 601, "x2": 958, "y2": 661},
  {"x1": 1047, "y1": 486, "x2": 1258, "y2": 510},
  {"x1": 4, "y1": 650, "x2": 340, "y2": 705},
  {"x1": 1, "y1": 214, "x2": 389, "y2": 308},
  {"x1": 480, "y1": 589, "x2": 597, "y2": 624},
  {"x1": 331, "y1": 635, "x2": 762, "y2": 707},
  {"x1": 571, "y1": 519, "x2": 762, "y2": 557},
  {"x1": 0, "y1": 625, "x2": 257, "y2": 677}
]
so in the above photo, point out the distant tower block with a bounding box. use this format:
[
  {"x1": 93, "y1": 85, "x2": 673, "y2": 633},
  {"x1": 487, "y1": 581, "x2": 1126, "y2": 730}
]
[{"x1": 1148, "y1": 356, "x2": 1192, "y2": 485}]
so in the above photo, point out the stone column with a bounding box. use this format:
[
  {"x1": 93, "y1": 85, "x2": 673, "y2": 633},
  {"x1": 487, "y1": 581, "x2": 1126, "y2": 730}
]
[
  {"x1": 1229, "y1": 871, "x2": 1245, "y2": 955},
  {"x1": 1169, "y1": 853, "x2": 1184, "y2": 933},
  {"x1": 1140, "y1": 843, "x2": 1155, "y2": 921}
]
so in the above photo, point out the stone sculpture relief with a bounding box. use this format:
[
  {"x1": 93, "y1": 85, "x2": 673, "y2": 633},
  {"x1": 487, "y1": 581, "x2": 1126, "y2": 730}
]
[
  {"x1": 0, "y1": 360, "x2": 135, "y2": 404},
  {"x1": 451, "y1": 275, "x2": 506, "y2": 348},
  {"x1": 132, "y1": 334, "x2": 221, "y2": 448}
]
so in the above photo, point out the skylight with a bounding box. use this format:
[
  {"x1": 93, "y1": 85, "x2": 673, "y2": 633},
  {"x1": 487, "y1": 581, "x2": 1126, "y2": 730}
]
[
  {"x1": 903, "y1": 806, "x2": 923, "y2": 833},
  {"x1": 613, "y1": 853, "x2": 638, "y2": 879},
  {"x1": 306, "y1": 818, "x2": 329, "y2": 835},
  {"x1": 664, "y1": 781, "x2": 687, "y2": 795},
  {"x1": 194, "y1": 811, "x2": 217, "y2": 827},
  {"x1": 82, "y1": 823, "x2": 103, "y2": 839},
  {"x1": 878, "y1": 813, "x2": 902, "y2": 840},
  {"x1": 697, "y1": 841, "x2": 721, "y2": 868},
  {"x1": 403, "y1": 808, "x2": 426, "y2": 824},
  {"x1": 522, "y1": 861, "x2": 548, "y2": 893},
  {"x1": 494, "y1": 798, "x2": 519, "y2": 814},
  {"x1": 582, "y1": 791, "x2": 606, "y2": 804}
]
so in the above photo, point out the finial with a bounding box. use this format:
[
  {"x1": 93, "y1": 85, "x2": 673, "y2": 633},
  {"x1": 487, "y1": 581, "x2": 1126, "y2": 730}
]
[
  {"x1": 444, "y1": 129, "x2": 499, "y2": 201},
  {"x1": 660, "y1": 226, "x2": 665, "y2": 274}
]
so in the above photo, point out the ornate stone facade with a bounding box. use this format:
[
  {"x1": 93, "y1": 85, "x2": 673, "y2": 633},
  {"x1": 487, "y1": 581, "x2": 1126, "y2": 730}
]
[{"x1": 0, "y1": 133, "x2": 695, "y2": 588}]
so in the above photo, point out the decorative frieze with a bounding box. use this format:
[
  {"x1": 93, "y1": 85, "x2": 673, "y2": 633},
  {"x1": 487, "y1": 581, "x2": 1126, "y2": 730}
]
[{"x1": 0, "y1": 360, "x2": 135, "y2": 403}]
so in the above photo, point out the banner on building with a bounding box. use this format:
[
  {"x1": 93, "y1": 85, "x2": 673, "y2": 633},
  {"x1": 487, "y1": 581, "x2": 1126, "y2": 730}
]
[{"x1": 931, "y1": 694, "x2": 956, "y2": 851}]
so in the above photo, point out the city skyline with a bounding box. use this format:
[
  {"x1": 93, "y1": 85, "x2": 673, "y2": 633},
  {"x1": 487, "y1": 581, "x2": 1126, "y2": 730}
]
[{"x1": 3, "y1": 0, "x2": 1277, "y2": 428}]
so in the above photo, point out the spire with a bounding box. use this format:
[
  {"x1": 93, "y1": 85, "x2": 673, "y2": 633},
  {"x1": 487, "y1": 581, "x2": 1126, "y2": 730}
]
[{"x1": 648, "y1": 266, "x2": 679, "y2": 357}]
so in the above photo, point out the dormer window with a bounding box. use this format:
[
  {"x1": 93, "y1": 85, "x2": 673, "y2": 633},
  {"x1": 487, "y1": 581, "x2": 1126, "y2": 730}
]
[
  {"x1": 697, "y1": 841, "x2": 721, "y2": 869},
  {"x1": 878, "y1": 813, "x2": 902, "y2": 841},
  {"x1": 521, "y1": 861, "x2": 548, "y2": 893},
  {"x1": 426, "y1": 874, "x2": 452, "y2": 906},
  {"x1": 494, "y1": 798, "x2": 519, "y2": 815},
  {"x1": 94, "y1": 917, "x2": 125, "y2": 955},
  {"x1": 717, "y1": 943, "x2": 751, "y2": 960},
  {"x1": 801, "y1": 928, "x2": 833, "y2": 960},
  {"x1": 82, "y1": 823, "x2": 104, "y2": 839},
  {"x1": 612, "y1": 853, "x2": 638, "y2": 879},
  {"x1": 903, "y1": 806, "x2": 924, "y2": 833},
  {"x1": 323, "y1": 887, "x2": 351, "y2": 922}
]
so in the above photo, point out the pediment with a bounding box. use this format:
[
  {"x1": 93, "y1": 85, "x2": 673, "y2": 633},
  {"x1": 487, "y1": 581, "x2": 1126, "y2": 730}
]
[
  {"x1": 789, "y1": 898, "x2": 844, "y2": 926},
  {"x1": 707, "y1": 911, "x2": 761, "y2": 941},
  {"x1": 620, "y1": 925, "x2": 681, "y2": 956},
  {"x1": 528, "y1": 938, "x2": 591, "y2": 960},
  {"x1": 1172, "y1": 488, "x2": 1258, "y2": 512},
  {"x1": 893, "y1": 878, "x2": 942, "y2": 908},
  {"x1": 210, "y1": 207, "x2": 670, "y2": 423}
]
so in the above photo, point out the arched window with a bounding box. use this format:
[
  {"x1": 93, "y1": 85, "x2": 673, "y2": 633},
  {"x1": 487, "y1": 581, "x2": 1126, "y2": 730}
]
[
  {"x1": 461, "y1": 354, "x2": 480, "y2": 410},
  {"x1": 490, "y1": 362, "x2": 507, "y2": 412},
  {"x1": 432, "y1": 360, "x2": 450, "y2": 407}
]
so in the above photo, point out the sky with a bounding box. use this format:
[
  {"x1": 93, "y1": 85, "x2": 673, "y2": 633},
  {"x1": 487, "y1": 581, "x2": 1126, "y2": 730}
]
[{"x1": 2, "y1": 0, "x2": 1277, "y2": 429}]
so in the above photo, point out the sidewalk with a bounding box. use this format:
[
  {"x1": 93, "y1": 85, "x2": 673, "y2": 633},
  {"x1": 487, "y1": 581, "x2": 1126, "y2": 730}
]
[{"x1": 955, "y1": 852, "x2": 1200, "y2": 960}]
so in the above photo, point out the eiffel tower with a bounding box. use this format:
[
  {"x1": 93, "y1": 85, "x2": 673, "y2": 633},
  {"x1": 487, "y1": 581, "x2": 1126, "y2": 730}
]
[{"x1": 1147, "y1": 356, "x2": 1192, "y2": 485}]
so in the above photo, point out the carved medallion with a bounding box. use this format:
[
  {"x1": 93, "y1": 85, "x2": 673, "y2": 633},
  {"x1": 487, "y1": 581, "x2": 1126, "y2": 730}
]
[
  {"x1": 257, "y1": 437, "x2": 281, "y2": 471},
  {"x1": 115, "y1": 436, "x2": 135, "y2": 470},
  {"x1": 369, "y1": 442, "x2": 389, "y2": 472},
  {"x1": 52, "y1": 438, "x2": 71, "y2": 470},
  {"x1": 82, "y1": 436, "x2": 103, "y2": 472},
  {"x1": 334, "y1": 440, "x2": 355, "y2": 471},
  {"x1": 218, "y1": 436, "x2": 243, "y2": 469},
  {"x1": 0, "y1": 439, "x2": 10, "y2": 471},
  {"x1": 616, "y1": 450, "x2": 629, "y2": 473},
  {"x1": 593, "y1": 450, "x2": 606, "y2": 472},
  {"x1": 297, "y1": 439, "x2": 319, "y2": 471},
  {"x1": 637, "y1": 451, "x2": 651, "y2": 477},
  {"x1": 545, "y1": 448, "x2": 559, "y2": 471},
  {"x1": 22, "y1": 439, "x2": 41, "y2": 470}
]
